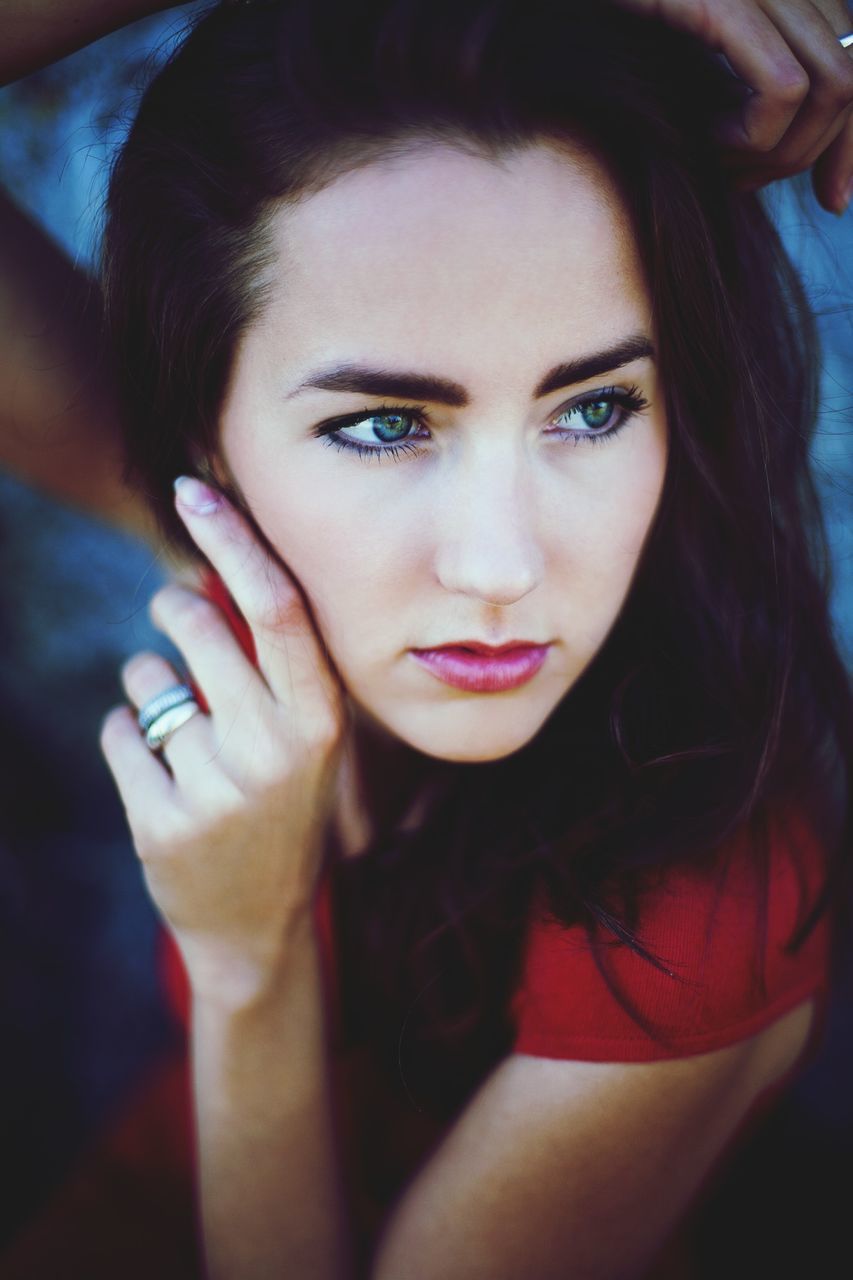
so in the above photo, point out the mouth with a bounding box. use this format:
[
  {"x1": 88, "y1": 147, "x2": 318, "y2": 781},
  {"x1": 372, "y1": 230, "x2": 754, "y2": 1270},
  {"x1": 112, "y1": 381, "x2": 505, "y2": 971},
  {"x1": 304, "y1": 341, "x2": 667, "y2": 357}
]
[
  {"x1": 414, "y1": 640, "x2": 546, "y2": 656},
  {"x1": 409, "y1": 643, "x2": 551, "y2": 692}
]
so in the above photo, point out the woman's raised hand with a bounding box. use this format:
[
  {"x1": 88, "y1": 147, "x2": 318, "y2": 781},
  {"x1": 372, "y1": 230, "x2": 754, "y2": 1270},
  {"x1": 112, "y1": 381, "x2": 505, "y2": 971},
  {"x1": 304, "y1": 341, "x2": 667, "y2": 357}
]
[
  {"x1": 614, "y1": 0, "x2": 853, "y2": 214},
  {"x1": 100, "y1": 477, "x2": 349, "y2": 1004}
]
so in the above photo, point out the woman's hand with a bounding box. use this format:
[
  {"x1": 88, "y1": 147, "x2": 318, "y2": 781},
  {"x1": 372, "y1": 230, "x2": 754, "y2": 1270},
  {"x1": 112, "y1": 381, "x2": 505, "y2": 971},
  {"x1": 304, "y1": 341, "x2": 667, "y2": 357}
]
[
  {"x1": 615, "y1": 0, "x2": 853, "y2": 214},
  {"x1": 100, "y1": 476, "x2": 349, "y2": 1004}
]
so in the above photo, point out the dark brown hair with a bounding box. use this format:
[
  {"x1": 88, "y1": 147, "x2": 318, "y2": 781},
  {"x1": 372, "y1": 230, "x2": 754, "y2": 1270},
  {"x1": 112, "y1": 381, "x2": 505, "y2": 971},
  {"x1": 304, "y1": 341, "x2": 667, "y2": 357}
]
[{"x1": 102, "y1": 0, "x2": 852, "y2": 1118}]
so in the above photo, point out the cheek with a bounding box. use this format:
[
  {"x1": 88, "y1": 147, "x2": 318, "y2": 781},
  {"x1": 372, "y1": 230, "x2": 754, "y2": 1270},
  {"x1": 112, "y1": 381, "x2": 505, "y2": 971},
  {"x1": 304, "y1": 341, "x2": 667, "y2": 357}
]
[
  {"x1": 225, "y1": 457, "x2": 343, "y2": 609},
  {"x1": 572, "y1": 440, "x2": 666, "y2": 617},
  {"x1": 250, "y1": 489, "x2": 384, "y2": 660},
  {"x1": 612, "y1": 481, "x2": 662, "y2": 564},
  {"x1": 609, "y1": 411, "x2": 667, "y2": 537}
]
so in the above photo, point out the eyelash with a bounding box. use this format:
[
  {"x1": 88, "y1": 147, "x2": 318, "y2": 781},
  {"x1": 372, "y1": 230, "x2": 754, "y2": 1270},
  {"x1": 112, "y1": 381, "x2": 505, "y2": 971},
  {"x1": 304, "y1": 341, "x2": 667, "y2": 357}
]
[{"x1": 312, "y1": 385, "x2": 650, "y2": 464}]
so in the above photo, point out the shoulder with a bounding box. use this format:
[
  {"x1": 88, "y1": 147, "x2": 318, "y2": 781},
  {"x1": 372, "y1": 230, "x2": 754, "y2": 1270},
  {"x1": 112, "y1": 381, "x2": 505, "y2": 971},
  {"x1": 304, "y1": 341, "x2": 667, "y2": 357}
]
[{"x1": 510, "y1": 803, "x2": 832, "y2": 1064}]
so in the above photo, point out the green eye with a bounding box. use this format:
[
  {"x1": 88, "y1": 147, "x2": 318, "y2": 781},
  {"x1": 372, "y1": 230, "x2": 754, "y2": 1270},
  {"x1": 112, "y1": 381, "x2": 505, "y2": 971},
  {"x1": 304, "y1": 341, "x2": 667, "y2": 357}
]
[
  {"x1": 369, "y1": 413, "x2": 411, "y2": 442},
  {"x1": 579, "y1": 400, "x2": 613, "y2": 429},
  {"x1": 315, "y1": 386, "x2": 650, "y2": 464},
  {"x1": 554, "y1": 388, "x2": 648, "y2": 439}
]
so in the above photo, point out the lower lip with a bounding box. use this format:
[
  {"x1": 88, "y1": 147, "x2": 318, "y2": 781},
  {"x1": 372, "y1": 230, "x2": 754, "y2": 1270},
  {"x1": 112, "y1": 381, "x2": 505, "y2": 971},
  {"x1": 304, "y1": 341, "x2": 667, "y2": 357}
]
[{"x1": 409, "y1": 645, "x2": 550, "y2": 692}]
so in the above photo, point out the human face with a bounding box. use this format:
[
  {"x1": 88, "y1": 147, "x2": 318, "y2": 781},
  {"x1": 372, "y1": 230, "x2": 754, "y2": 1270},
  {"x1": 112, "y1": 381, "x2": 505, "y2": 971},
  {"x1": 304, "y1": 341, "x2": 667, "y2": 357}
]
[{"x1": 216, "y1": 138, "x2": 668, "y2": 763}]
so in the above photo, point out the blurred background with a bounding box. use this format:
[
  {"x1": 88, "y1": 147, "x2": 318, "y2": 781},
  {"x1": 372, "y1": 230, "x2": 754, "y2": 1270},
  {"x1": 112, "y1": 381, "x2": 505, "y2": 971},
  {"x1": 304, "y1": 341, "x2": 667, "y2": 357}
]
[{"x1": 0, "y1": 2, "x2": 851, "y2": 1274}]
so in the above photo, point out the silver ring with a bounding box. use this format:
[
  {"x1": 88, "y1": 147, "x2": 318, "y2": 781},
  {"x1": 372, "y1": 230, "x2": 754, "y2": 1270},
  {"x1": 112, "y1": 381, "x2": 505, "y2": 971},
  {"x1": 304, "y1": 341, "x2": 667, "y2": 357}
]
[
  {"x1": 144, "y1": 700, "x2": 202, "y2": 752},
  {"x1": 840, "y1": 33, "x2": 853, "y2": 49},
  {"x1": 137, "y1": 683, "x2": 197, "y2": 733}
]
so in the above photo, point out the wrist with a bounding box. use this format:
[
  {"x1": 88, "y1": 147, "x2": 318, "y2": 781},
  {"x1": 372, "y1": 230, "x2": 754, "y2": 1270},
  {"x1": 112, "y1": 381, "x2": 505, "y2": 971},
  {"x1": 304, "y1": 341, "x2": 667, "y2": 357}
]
[{"x1": 177, "y1": 904, "x2": 320, "y2": 1015}]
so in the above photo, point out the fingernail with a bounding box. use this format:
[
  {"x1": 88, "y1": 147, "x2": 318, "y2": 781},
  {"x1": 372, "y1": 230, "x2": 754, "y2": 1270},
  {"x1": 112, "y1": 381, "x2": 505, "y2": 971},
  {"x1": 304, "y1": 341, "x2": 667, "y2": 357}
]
[
  {"x1": 174, "y1": 475, "x2": 221, "y2": 514},
  {"x1": 835, "y1": 179, "x2": 853, "y2": 216}
]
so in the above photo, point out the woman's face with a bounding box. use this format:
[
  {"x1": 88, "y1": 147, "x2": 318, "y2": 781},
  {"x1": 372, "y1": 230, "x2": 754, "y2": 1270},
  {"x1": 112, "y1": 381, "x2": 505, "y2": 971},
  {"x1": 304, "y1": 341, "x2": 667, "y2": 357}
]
[{"x1": 217, "y1": 138, "x2": 667, "y2": 763}]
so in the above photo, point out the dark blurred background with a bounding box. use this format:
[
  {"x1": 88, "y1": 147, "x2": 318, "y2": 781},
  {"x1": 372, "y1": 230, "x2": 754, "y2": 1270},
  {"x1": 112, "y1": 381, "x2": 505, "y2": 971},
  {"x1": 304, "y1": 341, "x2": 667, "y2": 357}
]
[{"x1": 0, "y1": 3, "x2": 851, "y2": 1274}]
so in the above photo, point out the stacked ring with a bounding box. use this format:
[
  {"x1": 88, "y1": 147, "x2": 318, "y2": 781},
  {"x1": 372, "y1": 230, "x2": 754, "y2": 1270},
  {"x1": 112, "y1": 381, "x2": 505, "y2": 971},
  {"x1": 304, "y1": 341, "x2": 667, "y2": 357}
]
[{"x1": 137, "y1": 683, "x2": 202, "y2": 753}]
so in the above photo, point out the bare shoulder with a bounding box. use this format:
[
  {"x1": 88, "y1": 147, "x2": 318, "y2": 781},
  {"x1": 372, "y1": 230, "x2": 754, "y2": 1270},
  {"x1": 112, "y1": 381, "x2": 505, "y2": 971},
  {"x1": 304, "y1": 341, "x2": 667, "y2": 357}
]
[{"x1": 371, "y1": 998, "x2": 817, "y2": 1280}]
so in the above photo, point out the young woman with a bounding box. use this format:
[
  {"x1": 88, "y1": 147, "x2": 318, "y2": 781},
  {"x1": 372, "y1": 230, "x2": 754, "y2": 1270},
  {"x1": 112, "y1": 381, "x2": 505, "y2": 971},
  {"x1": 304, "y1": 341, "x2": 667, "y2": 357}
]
[{"x1": 2, "y1": 1, "x2": 853, "y2": 1277}]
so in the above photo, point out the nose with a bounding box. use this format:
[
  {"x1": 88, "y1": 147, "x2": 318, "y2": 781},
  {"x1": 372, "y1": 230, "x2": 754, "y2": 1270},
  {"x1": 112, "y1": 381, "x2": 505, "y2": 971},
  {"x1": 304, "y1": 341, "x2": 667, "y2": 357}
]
[{"x1": 433, "y1": 444, "x2": 544, "y2": 606}]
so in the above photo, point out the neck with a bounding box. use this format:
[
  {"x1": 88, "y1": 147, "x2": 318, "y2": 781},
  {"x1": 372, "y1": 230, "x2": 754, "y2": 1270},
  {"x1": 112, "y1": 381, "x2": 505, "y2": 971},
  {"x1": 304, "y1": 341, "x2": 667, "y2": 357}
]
[{"x1": 331, "y1": 702, "x2": 433, "y2": 859}]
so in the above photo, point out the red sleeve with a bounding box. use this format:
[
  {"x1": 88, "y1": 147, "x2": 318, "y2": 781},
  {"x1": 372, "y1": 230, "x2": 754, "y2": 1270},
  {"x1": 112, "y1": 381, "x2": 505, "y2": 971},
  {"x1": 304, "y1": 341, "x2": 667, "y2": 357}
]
[{"x1": 509, "y1": 805, "x2": 832, "y2": 1062}]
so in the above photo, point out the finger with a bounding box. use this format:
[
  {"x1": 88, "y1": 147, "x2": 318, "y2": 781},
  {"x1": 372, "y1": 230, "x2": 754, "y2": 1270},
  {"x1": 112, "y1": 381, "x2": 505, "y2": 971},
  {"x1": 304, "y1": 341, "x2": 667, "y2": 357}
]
[
  {"x1": 172, "y1": 476, "x2": 344, "y2": 731},
  {"x1": 148, "y1": 583, "x2": 291, "y2": 785},
  {"x1": 711, "y1": 3, "x2": 812, "y2": 152},
  {"x1": 148, "y1": 582, "x2": 270, "y2": 730},
  {"x1": 100, "y1": 702, "x2": 175, "y2": 830},
  {"x1": 811, "y1": 108, "x2": 853, "y2": 211},
  {"x1": 751, "y1": 1, "x2": 853, "y2": 167},
  {"x1": 121, "y1": 649, "x2": 213, "y2": 776},
  {"x1": 616, "y1": 0, "x2": 811, "y2": 151},
  {"x1": 721, "y1": 101, "x2": 849, "y2": 189}
]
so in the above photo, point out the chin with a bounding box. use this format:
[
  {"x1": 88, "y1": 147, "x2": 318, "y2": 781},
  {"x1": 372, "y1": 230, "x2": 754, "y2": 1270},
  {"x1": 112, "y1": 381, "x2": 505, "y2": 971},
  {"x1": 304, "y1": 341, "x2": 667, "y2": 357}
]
[{"x1": 394, "y1": 719, "x2": 546, "y2": 766}]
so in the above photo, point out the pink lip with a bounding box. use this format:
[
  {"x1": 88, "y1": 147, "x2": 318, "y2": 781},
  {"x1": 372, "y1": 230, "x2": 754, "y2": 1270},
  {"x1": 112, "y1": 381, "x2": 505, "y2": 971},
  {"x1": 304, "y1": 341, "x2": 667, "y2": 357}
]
[{"x1": 410, "y1": 645, "x2": 550, "y2": 692}]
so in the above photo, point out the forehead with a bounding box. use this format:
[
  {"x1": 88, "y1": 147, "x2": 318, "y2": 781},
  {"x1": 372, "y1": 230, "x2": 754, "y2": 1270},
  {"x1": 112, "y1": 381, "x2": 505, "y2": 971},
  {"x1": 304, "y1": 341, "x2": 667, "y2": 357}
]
[{"x1": 258, "y1": 138, "x2": 650, "y2": 375}]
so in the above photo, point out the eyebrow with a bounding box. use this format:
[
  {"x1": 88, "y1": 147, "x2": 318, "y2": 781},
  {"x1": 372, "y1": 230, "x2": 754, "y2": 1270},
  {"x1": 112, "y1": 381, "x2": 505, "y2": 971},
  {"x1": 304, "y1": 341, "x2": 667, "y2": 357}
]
[{"x1": 286, "y1": 334, "x2": 655, "y2": 406}]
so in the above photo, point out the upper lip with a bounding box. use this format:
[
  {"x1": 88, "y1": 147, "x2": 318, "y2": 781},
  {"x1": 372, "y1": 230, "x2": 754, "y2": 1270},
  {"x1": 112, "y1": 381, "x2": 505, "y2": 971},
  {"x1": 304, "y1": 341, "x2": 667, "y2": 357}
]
[{"x1": 415, "y1": 640, "x2": 548, "y2": 655}]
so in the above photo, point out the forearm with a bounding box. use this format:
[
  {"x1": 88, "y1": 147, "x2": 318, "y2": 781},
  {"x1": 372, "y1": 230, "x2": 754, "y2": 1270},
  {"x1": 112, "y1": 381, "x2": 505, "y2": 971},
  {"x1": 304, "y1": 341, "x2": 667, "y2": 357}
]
[
  {"x1": 189, "y1": 908, "x2": 356, "y2": 1280},
  {"x1": 0, "y1": 187, "x2": 166, "y2": 544},
  {"x1": 0, "y1": 4, "x2": 183, "y2": 542},
  {"x1": 1, "y1": 0, "x2": 178, "y2": 86}
]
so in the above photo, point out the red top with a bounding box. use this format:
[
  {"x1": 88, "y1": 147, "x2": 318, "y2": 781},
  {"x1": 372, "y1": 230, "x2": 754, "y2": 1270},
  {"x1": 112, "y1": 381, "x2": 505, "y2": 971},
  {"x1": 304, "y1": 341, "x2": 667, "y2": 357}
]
[
  {"x1": 510, "y1": 805, "x2": 830, "y2": 1064},
  {"x1": 193, "y1": 566, "x2": 831, "y2": 1063},
  {"x1": 1, "y1": 569, "x2": 831, "y2": 1278}
]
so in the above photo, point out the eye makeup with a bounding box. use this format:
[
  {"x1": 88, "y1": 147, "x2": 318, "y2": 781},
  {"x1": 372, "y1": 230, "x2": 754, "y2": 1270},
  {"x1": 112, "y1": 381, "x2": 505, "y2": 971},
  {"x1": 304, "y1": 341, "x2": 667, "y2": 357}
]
[{"x1": 311, "y1": 385, "x2": 650, "y2": 464}]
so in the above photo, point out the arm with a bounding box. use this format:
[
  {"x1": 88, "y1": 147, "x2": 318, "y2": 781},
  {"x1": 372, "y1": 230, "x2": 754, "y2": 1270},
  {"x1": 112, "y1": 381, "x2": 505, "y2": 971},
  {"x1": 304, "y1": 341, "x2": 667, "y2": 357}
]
[
  {"x1": 0, "y1": 1, "x2": 179, "y2": 544},
  {"x1": 187, "y1": 919, "x2": 813, "y2": 1280},
  {"x1": 0, "y1": 187, "x2": 160, "y2": 542},
  {"x1": 372, "y1": 1000, "x2": 814, "y2": 1280},
  {"x1": 188, "y1": 936, "x2": 813, "y2": 1280},
  {"x1": 100, "y1": 480, "x2": 818, "y2": 1280},
  {"x1": 100, "y1": 477, "x2": 356, "y2": 1279},
  {"x1": 1, "y1": 0, "x2": 176, "y2": 87},
  {"x1": 191, "y1": 912, "x2": 354, "y2": 1280}
]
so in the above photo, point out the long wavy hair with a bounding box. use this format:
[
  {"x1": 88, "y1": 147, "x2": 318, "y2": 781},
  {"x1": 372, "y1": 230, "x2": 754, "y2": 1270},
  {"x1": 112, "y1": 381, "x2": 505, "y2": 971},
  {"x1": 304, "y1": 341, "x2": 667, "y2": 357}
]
[{"x1": 102, "y1": 0, "x2": 852, "y2": 1119}]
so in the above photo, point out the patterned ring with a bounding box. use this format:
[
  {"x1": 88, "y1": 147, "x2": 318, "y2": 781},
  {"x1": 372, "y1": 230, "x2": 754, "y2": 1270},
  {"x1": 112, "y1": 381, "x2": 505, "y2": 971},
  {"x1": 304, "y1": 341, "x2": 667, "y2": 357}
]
[
  {"x1": 137, "y1": 683, "x2": 197, "y2": 734},
  {"x1": 144, "y1": 700, "x2": 203, "y2": 753}
]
